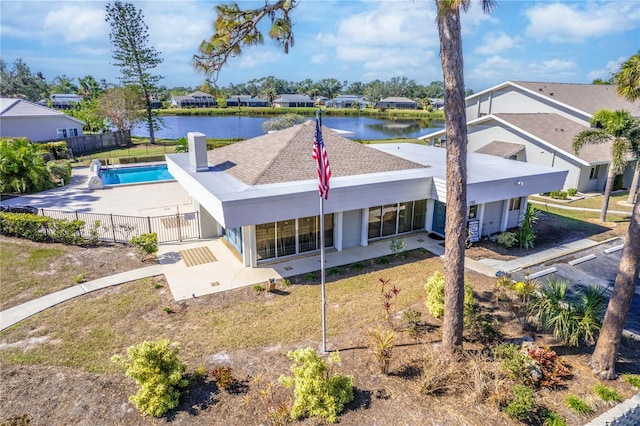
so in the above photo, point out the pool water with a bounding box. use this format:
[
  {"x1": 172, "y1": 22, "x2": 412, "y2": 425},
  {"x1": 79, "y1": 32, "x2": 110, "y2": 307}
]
[{"x1": 101, "y1": 165, "x2": 174, "y2": 185}]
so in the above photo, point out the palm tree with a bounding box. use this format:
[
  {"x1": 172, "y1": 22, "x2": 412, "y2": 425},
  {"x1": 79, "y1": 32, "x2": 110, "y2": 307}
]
[
  {"x1": 435, "y1": 0, "x2": 495, "y2": 354},
  {"x1": 614, "y1": 52, "x2": 640, "y2": 204},
  {"x1": 590, "y1": 53, "x2": 640, "y2": 379},
  {"x1": 572, "y1": 109, "x2": 638, "y2": 222}
]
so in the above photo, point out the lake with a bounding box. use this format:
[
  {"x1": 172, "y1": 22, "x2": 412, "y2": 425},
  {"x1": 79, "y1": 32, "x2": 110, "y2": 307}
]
[{"x1": 131, "y1": 115, "x2": 444, "y2": 140}]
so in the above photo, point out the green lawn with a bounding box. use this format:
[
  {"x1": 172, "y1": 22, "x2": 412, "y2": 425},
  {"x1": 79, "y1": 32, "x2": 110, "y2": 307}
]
[{"x1": 530, "y1": 191, "x2": 633, "y2": 212}]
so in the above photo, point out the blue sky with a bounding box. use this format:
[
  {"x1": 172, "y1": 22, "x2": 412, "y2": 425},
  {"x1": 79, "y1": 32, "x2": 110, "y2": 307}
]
[{"x1": 1, "y1": 0, "x2": 638, "y2": 92}]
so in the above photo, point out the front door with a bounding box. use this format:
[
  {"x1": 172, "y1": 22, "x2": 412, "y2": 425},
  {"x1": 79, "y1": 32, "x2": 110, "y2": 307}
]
[{"x1": 432, "y1": 200, "x2": 446, "y2": 236}]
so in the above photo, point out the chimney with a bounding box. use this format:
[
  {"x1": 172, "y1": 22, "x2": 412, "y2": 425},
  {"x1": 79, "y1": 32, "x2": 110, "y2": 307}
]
[{"x1": 188, "y1": 132, "x2": 208, "y2": 172}]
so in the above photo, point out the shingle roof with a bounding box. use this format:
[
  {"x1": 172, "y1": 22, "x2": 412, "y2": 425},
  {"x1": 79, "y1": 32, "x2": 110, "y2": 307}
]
[
  {"x1": 206, "y1": 120, "x2": 428, "y2": 185},
  {"x1": 512, "y1": 81, "x2": 640, "y2": 117},
  {"x1": 475, "y1": 141, "x2": 524, "y2": 158},
  {"x1": 0, "y1": 98, "x2": 83, "y2": 124},
  {"x1": 379, "y1": 97, "x2": 416, "y2": 103},
  {"x1": 494, "y1": 113, "x2": 613, "y2": 164},
  {"x1": 274, "y1": 94, "x2": 314, "y2": 103}
]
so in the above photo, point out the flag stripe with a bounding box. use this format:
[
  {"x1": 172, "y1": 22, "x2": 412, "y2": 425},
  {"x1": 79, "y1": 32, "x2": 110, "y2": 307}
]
[{"x1": 312, "y1": 118, "x2": 331, "y2": 199}]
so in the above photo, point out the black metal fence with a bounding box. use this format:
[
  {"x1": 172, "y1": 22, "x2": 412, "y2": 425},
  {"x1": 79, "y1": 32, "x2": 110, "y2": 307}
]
[{"x1": 39, "y1": 208, "x2": 201, "y2": 243}]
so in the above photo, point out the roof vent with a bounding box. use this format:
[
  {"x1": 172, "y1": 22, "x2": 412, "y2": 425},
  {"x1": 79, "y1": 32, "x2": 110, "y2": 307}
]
[{"x1": 188, "y1": 132, "x2": 209, "y2": 172}]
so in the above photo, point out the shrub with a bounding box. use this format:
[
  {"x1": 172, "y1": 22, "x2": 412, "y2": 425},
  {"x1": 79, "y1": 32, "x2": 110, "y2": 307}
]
[
  {"x1": 305, "y1": 272, "x2": 317, "y2": 281},
  {"x1": 497, "y1": 231, "x2": 518, "y2": 248},
  {"x1": 466, "y1": 312, "x2": 501, "y2": 344},
  {"x1": 528, "y1": 280, "x2": 606, "y2": 346},
  {"x1": 424, "y1": 271, "x2": 475, "y2": 321},
  {"x1": 368, "y1": 327, "x2": 395, "y2": 375},
  {"x1": 418, "y1": 343, "x2": 464, "y2": 396},
  {"x1": 111, "y1": 339, "x2": 188, "y2": 417},
  {"x1": 0, "y1": 138, "x2": 53, "y2": 193},
  {"x1": 46, "y1": 160, "x2": 72, "y2": 185},
  {"x1": 74, "y1": 273, "x2": 86, "y2": 284},
  {"x1": 549, "y1": 190, "x2": 568, "y2": 200},
  {"x1": 593, "y1": 383, "x2": 621, "y2": 404},
  {"x1": 0, "y1": 212, "x2": 52, "y2": 241},
  {"x1": 513, "y1": 279, "x2": 538, "y2": 303},
  {"x1": 252, "y1": 284, "x2": 265, "y2": 292},
  {"x1": 378, "y1": 277, "x2": 400, "y2": 325},
  {"x1": 623, "y1": 373, "x2": 640, "y2": 389},
  {"x1": 542, "y1": 409, "x2": 567, "y2": 426},
  {"x1": 565, "y1": 394, "x2": 593, "y2": 415},
  {"x1": 129, "y1": 232, "x2": 158, "y2": 261},
  {"x1": 402, "y1": 309, "x2": 422, "y2": 337},
  {"x1": 279, "y1": 347, "x2": 354, "y2": 423},
  {"x1": 389, "y1": 237, "x2": 406, "y2": 256},
  {"x1": 494, "y1": 343, "x2": 535, "y2": 385},
  {"x1": 519, "y1": 204, "x2": 539, "y2": 249},
  {"x1": 50, "y1": 219, "x2": 85, "y2": 245},
  {"x1": 503, "y1": 384, "x2": 536, "y2": 422},
  {"x1": 351, "y1": 261, "x2": 364, "y2": 271},
  {"x1": 211, "y1": 366, "x2": 235, "y2": 391},
  {"x1": 39, "y1": 141, "x2": 69, "y2": 159},
  {"x1": 567, "y1": 188, "x2": 578, "y2": 196},
  {"x1": 528, "y1": 346, "x2": 571, "y2": 388},
  {"x1": 377, "y1": 256, "x2": 389, "y2": 265},
  {"x1": 328, "y1": 267, "x2": 341, "y2": 276}
]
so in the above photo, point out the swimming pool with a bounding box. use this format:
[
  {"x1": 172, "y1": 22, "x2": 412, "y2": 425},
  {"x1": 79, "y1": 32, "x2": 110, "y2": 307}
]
[{"x1": 101, "y1": 164, "x2": 174, "y2": 185}]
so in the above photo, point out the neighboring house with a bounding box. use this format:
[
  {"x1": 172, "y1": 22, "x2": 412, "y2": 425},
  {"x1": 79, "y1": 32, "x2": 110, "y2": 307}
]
[
  {"x1": 420, "y1": 81, "x2": 640, "y2": 192},
  {"x1": 0, "y1": 98, "x2": 85, "y2": 142},
  {"x1": 49, "y1": 93, "x2": 83, "y2": 109},
  {"x1": 166, "y1": 121, "x2": 566, "y2": 268},
  {"x1": 170, "y1": 91, "x2": 217, "y2": 108},
  {"x1": 429, "y1": 98, "x2": 444, "y2": 109},
  {"x1": 272, "y1": 94, "x2": 315, "y2": 108},
  {"x1": 315, "y1": 96, "x2": 329, "y2": 106},
  {"x1": 376, "y1": 97, "x2": 417, "y2": 109},
  {"x1": 225, "y1": 95, "x2": 270, "y2": 107},
  {"x1": 325, "y1": 95, "x2": 367, "y2": 109}
]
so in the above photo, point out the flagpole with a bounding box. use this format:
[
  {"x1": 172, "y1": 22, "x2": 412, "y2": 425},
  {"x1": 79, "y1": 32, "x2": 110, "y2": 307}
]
[{"x1": 318, "y1": 110, "x2": 327, "y2": 354}]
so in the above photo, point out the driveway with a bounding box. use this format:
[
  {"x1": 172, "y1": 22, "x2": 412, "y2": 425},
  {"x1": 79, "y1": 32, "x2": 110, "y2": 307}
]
[{"x1": 510, "y1": 238, "x2": 640, "y2": 337}]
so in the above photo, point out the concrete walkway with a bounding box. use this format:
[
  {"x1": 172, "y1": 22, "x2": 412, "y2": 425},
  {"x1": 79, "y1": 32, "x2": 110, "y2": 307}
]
[{"x1": 0, "y1": 265, "x2": 162, "y2": 331}]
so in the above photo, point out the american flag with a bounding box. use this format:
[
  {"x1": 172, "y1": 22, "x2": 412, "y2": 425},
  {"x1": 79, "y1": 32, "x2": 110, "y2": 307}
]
[{"x1": 312, "y1": 118, "x2": 331, "y2": 199}]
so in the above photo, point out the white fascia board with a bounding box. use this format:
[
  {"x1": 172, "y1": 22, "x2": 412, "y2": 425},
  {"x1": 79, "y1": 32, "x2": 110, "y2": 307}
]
[{"x1": 465, "y1": 81, "x2": 513, "y2": 102}]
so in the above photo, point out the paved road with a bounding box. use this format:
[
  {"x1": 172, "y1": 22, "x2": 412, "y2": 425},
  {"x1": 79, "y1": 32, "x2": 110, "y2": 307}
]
[{"x1": 510, "y1": 239, "x2": 640, "y2": 337}]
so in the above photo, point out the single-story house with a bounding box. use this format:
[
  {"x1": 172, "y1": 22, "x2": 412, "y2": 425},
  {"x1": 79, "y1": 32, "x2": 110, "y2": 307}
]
[
  {"x1": 325, "y1": 95, "x2": 368, "y2": 109},
  {"x1": 170, "y1": 91, "x2": 217, "y2": 108},
  {"x1": 272, "y1": 94, "x2": 315, "y2": 108},
  {"x1": 0, "y1": 98, "x2": 85, "y2": 142},
  {"x1": 166, "y1": 121, "x2": 567, "y2": 267},
  {"x1": 225, "y1": 96, "x2": 270, "y2": 107},
  {"x1": 376, "y1": 97, "x2": 417, "y2": 110},
  {"x1": 420, "y1": 81, "x2": 640, "y2": 192}
]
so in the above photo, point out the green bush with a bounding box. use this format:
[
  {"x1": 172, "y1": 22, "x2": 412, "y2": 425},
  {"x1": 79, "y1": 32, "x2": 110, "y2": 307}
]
[
  {"x1": 565, "y1": 394, "x2": 593, "y2": 415},
  {"x1": 39, "y1": 141, "x2": 69, "y2": 159},
  {"x1": 497, "y1": 231, "x2": 518, "y2": 248},
  {"x1": 279, "y1": 347, "x2": 354, "y2": 423},
  {"x1": 542, "y1": 410, "x2": 567, "y2": 426},
  {"x1": 567, "y1": 188, "x2": 578, "y2": 197},
  {"x1": 130, "y1": 232, "x2": 158, "y2": 261},
  {"x1": 494, "y1": 343, "x2": 533, "y2": 385},
  {"x1": 46, "y1": 160, "x2": 72, "y2": 185},
  {"x1": 593, "y1": 383, "x2": 621, "y2": 404},
  {"x1": 549, "y1": 190, "x2": 568, "y2": 200},
  {"x1": 623, "y1": 373, "x2": 640, "y2": 389},
  {"x1": 424, "y1": 271, "x2": 475, "y2": 320},
  {"x1": 503, "y1": 384, "x2": 536, "y2": 421},
  {"x1": 0, "y1": 212, "x2": 52, "y2": 241},
  {"x1": 389, "y1": 237, "x2": 406, "y2": 256},
  {"x1": 111, "y1": 339, "x2": 188, "y2": 417},
  {"x1": 50, "y1": 219, "x2": 85, "y2": 245},
  {"x1": 0, "y1": 138, "x2": 53, "y2": 193},
  {"x1": 519, "y1": 204, "x2": 539, "y2": 249}
]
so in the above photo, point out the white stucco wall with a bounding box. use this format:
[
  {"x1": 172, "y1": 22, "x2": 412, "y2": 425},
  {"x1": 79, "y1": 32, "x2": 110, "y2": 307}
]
[
  {"x1": 342, "y1": 209, "x2": 363, "y2": 249},
  {"x1": 482, "y1": 201, "x2": 504, "y2": 235}
]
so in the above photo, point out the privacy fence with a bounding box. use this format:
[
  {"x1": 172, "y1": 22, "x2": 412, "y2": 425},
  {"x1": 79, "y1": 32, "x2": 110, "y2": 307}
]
[
  {"x1": 37, "y1": 131, "x2": 131, "y2": 155},
  {"x1": 39, "y1": 208, "x2": 201, "y2": 243}
]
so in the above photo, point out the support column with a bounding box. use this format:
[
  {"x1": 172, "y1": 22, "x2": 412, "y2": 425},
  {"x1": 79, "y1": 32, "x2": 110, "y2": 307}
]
[
  {"x1": 477, "y1": 203, "x2": 486, "y2": 237},
  {"x1": 334, "y1": 212, "x2": 343, "y2": 251},
  {"x1": 241, "y1": 225, "x2": 257, "y2": 267},
  {"x1": 360, "y1": 208, "x2": 369, "y2": 247},
  {"x1": 500, "y1": 200, "x2": 510, "y2": 232}
]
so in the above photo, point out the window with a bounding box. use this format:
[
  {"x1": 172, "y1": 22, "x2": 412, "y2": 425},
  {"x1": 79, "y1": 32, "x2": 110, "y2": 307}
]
[
  {"x1": 509, "y1": 197, "x2": 521, "y2": 211},
  {"x1": 368, "y1": 200, "x2": 427, "y2": 241},
  {"x1": 56, "y1": 128, "x2": 68, "y2": 138},
  {"x1": 68, "y1": 128, "x2": 78, "y2": 137},
  {"x1": 256, "y1": 215, "x2": 333, "y2": 261},
  {"x1": 590, "y1": 165, "x2": 603, "y2": 180},
  {"x1": 468, "y1": 204, "x2": 478, "y2": 219}
]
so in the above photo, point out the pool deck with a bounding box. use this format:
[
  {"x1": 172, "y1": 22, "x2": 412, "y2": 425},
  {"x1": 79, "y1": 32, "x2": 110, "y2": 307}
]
[{"x1": 0, "y1": 166, "x2": 195, "y2": 217}]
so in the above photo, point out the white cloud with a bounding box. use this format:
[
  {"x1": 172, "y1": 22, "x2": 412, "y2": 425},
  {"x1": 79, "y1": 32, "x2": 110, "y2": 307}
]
[
  {"x1": 475, "y1": 32, "x2": 520, "y2": 55},
  {"x1": 468, "y1": 55, "x2": 578, "y2": 88},
  {"x1": 525, "y1": 2, "x2": 640, "y2": 42},
  {"x1": 586, "y1": 57, "x2": 625, "y2": 82},
  {"x1": 320, "y1": 2, "x2": 440, "y2": 81},
  {"x1": 43, "y1": 4, "x2": 107, "y2": 43}
]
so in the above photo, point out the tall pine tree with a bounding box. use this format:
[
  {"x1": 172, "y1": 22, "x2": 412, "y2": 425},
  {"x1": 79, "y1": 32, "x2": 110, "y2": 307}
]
[{"x1": 105, "y1": 2, "x2": 162, "y2": 144}]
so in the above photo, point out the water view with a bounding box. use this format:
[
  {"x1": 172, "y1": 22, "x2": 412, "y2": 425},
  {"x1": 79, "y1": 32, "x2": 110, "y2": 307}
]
[{"x1": 131, "y1": 115, "x2": 444, "y2": 140}]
